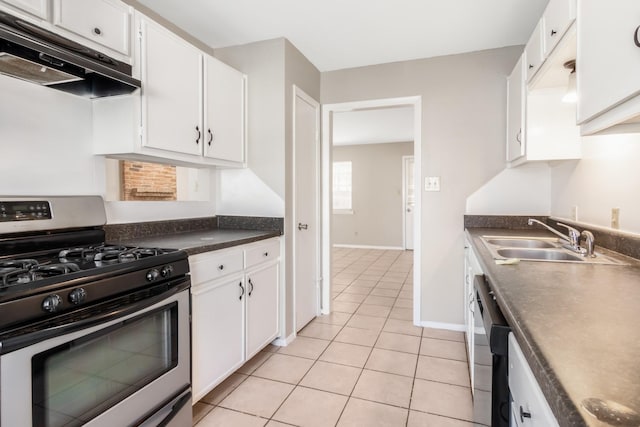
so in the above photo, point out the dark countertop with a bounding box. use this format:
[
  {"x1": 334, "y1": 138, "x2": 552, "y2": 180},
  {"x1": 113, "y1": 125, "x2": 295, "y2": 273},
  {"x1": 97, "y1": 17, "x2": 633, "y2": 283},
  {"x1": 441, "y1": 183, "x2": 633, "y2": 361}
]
[
  {"x1": 466, "y1": 228, "x2": 640, "y2": 427},
  {"x1": 116, "y1": 229, "x2": 280, "y2": 256}
]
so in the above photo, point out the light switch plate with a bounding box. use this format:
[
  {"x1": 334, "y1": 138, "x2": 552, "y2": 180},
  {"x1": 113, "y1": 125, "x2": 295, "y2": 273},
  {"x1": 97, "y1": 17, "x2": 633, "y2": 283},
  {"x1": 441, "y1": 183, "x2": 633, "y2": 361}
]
[{"x1": 425, "y1": 176, "x2": 440, "y2": 192}]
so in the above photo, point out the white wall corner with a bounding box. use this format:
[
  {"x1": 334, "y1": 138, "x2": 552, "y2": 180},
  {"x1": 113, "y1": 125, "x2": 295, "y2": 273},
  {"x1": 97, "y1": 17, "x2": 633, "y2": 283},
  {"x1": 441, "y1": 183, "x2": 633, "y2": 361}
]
[
  {"x1": 466, "y1": 164, "x2": 551, "y2": 215},
  {"x1": 215, "y1": 168, "x2": 285, "y2": 217}
]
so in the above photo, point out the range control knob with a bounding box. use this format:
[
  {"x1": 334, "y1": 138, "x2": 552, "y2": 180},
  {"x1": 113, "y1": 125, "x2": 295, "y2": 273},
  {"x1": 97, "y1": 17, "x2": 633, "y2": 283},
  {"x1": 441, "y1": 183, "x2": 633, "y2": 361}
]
[
  {"x1": 42, "y1": 294, "x2": 63, "y2": 313},
  {"x1": 69, "y1": 288, "x2": 87, "y2": 305},
  {"x1": 160, "y1": 265, "x2": 174, "y2": 277},
  {"x1": 146, "y1": 268, "x2": 160, "y2": 282}
]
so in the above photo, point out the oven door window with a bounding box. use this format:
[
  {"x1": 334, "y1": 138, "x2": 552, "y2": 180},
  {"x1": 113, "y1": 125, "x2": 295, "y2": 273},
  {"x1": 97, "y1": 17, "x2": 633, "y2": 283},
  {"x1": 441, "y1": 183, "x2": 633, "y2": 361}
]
[{"x1": 31, "y1": 303, "x2": 178, "y2": 427}]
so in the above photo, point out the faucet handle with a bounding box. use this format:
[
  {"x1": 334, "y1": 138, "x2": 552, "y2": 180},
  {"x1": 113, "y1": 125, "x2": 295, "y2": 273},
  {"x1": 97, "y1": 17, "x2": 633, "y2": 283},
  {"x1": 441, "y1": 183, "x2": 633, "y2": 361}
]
[{"x1": 556, "y1": 222, "x2": 580, "y2": 246}]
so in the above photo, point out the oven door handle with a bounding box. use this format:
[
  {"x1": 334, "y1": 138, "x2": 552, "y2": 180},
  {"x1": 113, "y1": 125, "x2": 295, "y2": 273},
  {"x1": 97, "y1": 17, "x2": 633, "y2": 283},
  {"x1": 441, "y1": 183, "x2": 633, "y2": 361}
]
[
  {"x1": 1, "y1": 279, "x2": 189, "y2": 355},
  {"x1": 156, "y1": 389, "x2": 192, "y2": 427}
]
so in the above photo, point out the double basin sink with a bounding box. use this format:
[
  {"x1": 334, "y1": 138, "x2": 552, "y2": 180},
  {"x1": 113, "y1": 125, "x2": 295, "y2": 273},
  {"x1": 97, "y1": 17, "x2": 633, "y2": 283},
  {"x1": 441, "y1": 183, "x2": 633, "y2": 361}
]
[{"x1": 480, "y1": 236, "x2": 626, "y2": 265}]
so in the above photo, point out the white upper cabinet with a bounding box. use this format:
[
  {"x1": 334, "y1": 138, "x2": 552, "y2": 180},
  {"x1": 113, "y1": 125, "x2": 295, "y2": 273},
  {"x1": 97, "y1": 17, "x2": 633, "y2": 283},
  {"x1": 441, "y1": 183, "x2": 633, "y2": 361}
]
[
  {"x1": 0, "y1": 0, "x2": 48, "y2": 19},
  {"x1": 577, "y1": 0, "x2": 640, "y2": 134},
  {"x1": 0, "y1": 0, "x2": 132, "y2": 64},
  {"x1": 139, "y1": 14, "x2": 202, "y2": 156},
  {"x1": 93, "y1": 12, "x2": 247, "y2": 167},
  {"x1": 506, "y1": 0, "x2": 581, "y2": 167},
  {"x1": 506, "y1": 55, "x2": 525, "y2": 163},
  {"x1": 542, "y1": 0, "x2": 576, "y2": 57},
  {"x1": 52, "y1": 0, "x2": 131, "y2": 56},
  {"x1": 204, "y1": 56, "x2": 245, "y2": 163},
  {"x1": 525, "y1": 21, "x2": 543, "y2": 82}
]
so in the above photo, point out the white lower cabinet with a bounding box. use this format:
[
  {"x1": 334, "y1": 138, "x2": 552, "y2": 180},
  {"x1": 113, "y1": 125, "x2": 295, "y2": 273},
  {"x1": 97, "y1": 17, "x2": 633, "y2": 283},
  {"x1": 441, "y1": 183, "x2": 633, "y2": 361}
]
[
  {"x1": 191, "y1": 274, "x2": 245, "y2": 402},
  {"x1": 190, "y1": 238, "x2": 280, "y2": 403},
  {"x1": 509, "y1": 333, "x2": 559, "y2": 426},
  {"x1": 245, "y1": 263, "x2": 279, "y2": 359},
  {"x1": 464, "y1": 236, "x2": 483, "y2": 389}
]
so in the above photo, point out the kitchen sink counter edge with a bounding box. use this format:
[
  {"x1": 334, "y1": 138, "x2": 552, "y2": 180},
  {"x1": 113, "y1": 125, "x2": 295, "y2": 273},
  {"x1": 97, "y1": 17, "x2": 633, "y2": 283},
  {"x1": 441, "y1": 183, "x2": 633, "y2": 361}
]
[
  {"x1": 466, "y1": 227, "x2": 640, "y2": 427},
  {"x1": 116, "y1": 229, "x2": 281, "y2": 256}
]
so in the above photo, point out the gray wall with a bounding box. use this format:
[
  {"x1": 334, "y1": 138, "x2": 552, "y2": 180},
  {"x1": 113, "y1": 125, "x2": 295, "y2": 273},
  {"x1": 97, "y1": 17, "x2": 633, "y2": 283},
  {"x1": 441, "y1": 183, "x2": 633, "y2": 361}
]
[
  {"x1": 215, "y1": 38, "x2": 321, "y2": 339},
  {"x1": 322, "y1": 47, "x2": 520, "y2": 326},
  {"x1": 215, "y1": 39, "x2": 286, "y2": 199},
  {"x1": 332, "y1": 142, "x2": 413, "y2": 247}
]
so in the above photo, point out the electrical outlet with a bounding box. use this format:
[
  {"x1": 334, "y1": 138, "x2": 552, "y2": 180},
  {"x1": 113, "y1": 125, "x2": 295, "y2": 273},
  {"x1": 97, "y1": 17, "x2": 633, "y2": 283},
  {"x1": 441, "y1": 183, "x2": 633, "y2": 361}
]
[
  {"x1": 571, "y1": 206, "x2": 578, "y2": 221},
  {"x1": 611, "y1": 208, "x2": 620, "y2": 229},
  {"x1": 424, "y1": 176, "x2": 441, "y2": 192}
]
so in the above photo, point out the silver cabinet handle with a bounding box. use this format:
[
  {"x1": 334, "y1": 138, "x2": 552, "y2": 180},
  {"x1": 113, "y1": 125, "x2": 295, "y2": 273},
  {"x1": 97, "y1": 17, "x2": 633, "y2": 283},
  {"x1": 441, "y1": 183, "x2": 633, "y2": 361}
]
[
  {"x1": 195, "y1": 126, "x2": 201, "y2": 145},
  {"x1": 208, "y1": 129, "x2": 214, "y2": 146},
  {"x1": 298, "y1": 223, "x2": 308, "y2": 230},
  {"x1": 635, "y1": 25, "x2": 640, "y2": 48},
  {"x1": 239, "y1": 282, "x2": 244, "y2": 300}
]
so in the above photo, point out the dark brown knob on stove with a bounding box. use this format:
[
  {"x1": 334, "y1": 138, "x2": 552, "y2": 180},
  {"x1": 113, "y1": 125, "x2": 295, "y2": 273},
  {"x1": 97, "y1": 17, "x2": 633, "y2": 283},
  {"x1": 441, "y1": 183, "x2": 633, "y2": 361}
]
[
  {"x1": 161, "y1": 265, "x2": 174, "y2": 277},
  {"x1": 146, "y1": 268, "x2": 160, "y2": 282},
  {"x1": 69, "y1": 288, "x2": 87, "y2": 305},
  {"x1": 42, "y1": 294, "x2": 63, "y2": 313}
]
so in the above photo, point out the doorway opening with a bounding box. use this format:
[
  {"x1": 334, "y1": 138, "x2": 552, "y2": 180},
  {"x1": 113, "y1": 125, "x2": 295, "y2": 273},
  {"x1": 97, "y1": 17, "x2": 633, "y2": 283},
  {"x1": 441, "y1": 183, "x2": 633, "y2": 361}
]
[{"x1": 322, "y1": 96, "x2": 422, "y2": 325}]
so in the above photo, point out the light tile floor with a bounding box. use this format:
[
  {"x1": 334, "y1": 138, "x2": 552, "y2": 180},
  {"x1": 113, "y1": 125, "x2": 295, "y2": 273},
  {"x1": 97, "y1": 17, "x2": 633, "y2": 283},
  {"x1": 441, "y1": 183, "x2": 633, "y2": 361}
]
[{"x1": 193, "y1": 248, "x2": 474, "y2": 427}]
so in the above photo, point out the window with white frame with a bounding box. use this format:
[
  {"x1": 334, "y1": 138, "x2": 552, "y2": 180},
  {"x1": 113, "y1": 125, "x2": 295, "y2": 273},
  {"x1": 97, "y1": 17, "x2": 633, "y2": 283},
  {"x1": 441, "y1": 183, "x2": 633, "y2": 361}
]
[{"x1": 333, "y1": 161, "x2": 353, "y2": 213}]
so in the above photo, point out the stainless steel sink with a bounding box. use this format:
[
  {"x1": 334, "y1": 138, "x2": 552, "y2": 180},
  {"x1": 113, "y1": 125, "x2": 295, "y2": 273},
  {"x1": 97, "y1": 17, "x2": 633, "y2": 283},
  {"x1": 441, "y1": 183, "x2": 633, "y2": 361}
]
[
  {"x1": 496, "y1": 248, "x2": 584, "y2": 262},
  {"x1": 480, "y1": 235, "x2": 627, "y2": 265},
  {"x1": 485, "y1": 238, "x2": 556, "y2": 249}
]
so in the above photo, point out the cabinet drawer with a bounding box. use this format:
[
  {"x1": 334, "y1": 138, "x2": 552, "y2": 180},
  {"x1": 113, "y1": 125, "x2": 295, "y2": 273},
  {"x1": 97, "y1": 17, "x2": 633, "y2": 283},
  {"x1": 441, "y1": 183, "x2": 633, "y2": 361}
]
[
  {"x1": 245, "y1": 239, "x2": 280, "y2": 268},
  {"x1": 1, "y1": 0, "x2": 48, "y2": 19},
  {"x1": 189, "y1": 249, "x2": 244, "y2": 286},
  {"x1": 53, "y1": 0, "x2": 131, "y2": 56}
]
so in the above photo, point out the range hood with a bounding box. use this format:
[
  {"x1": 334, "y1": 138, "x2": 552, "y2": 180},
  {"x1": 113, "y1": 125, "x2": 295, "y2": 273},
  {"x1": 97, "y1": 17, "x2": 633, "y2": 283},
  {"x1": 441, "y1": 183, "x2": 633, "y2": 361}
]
[{"x1": 0, "y1": 11, "x2": 140, "y2": 98}]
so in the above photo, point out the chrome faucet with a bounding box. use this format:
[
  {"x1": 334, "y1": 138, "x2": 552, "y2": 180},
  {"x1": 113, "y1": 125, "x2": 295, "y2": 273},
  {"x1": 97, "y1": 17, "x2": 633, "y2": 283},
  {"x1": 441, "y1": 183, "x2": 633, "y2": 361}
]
[
  {"x1": 581, "y1": 230, "x2": 596, "y2": 257},
  {"x1": 527, "y1": 219, "x2": 586, "y2": 255}
]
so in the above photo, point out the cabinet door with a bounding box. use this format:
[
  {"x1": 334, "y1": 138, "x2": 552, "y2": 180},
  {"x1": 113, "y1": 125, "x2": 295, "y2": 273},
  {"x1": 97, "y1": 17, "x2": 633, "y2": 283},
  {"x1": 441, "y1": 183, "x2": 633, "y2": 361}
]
[
  {"x1": 53, "y1": 0, "x2": 131, "y2": 56},
  {"x1": 525, "y1": 21, "x2": 543, "y2": 82},
  {"x1": 245, "y1": 263, "x2": 279, "y2": 359},
  {"x1": 1, "y1": 0, "x2": 48, "y2": 19},
  {"x1": 509, "y1": 334, "x2": 559, "y2": 426},
  {"x1": 464, "y1": 248, "x2": 475, "y2": 390},
  {"x1": 506, "y1": 55, "x2": 525, "y2": 162},
  {"x1": 543, "y1": 0, "x2": 575, "y2": 57},
  {"x1": 191, "y1": 276, "x2": 245, "y2": 402},
  {"x1": 577, "y1": 1, "x2": 640, "y2": 124},
  {"x1": 139, "y1": 15, "x2": 203, "y2": 156},
  {"x1": 203, "y1": 56, "x2": 245, "y2": 163}
]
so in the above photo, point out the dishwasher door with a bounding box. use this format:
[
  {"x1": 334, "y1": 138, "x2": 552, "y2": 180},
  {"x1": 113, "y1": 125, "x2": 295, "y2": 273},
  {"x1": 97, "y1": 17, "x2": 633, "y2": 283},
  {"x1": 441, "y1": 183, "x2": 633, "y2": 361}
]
[{"x1": 473, "y1": 275, "x2": 510, "y2": 427}]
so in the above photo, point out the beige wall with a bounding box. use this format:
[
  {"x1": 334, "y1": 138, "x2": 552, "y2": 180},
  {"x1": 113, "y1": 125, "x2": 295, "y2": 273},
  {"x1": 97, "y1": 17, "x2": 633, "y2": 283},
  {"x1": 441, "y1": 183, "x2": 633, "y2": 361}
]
[
  {"x1": 214, "y1": 39, "x2": 287, "y2": 201},
  {"x1": 332, "y1": 142, "x2": 413, "y2": 247},
  {"x1": 215, "y1": 38, "x2": 321, "y2": 339},
  {"x1": 322, "y1": 46, "x2": 521, "y2": 326}
]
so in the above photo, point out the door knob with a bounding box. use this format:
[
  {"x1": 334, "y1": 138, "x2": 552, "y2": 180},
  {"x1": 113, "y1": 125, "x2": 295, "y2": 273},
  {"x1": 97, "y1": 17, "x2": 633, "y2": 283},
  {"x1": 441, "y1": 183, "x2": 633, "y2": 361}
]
[
  {"x1": 406, "y1": 208, "x2": 412, "y2": 213},
  {"x1": 298, "y1": 223, "x2": 308, "y2": 230}
]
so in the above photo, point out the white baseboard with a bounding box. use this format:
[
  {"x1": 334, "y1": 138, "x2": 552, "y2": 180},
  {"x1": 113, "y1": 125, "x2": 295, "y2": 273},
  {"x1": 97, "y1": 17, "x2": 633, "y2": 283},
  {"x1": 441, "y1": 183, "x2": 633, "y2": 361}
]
[
  {"x1": 332, "y1": 244, "x2": 404, "y2": 250},
  {"x1": 419, "y1": 321, "x2": 466, "y2": 332},
  {"x1": 271, "y1": 332, "x2": 296, "y2": 347}
]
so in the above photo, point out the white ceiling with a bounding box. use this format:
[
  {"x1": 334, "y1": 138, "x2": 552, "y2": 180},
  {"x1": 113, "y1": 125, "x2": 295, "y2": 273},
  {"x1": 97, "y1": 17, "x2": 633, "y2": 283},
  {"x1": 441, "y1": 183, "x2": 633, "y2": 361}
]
[
  {"x1": 136, "y1": 0, "x2": 549, "y2": 72},
  {"x1": 333, "y1": 107, "x2": 414, "y2": 146}
]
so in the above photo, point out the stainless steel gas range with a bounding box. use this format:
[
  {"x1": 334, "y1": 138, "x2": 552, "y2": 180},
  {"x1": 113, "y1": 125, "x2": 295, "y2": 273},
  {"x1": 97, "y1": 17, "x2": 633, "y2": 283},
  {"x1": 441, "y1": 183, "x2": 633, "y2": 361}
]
[{"x1": 0, "y1": 196, "x2": 192, "y2": 427}]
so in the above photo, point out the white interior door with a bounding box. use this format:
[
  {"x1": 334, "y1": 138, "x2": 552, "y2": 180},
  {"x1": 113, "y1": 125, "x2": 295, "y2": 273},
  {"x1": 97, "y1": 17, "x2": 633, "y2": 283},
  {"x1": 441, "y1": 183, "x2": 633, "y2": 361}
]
[
  {"x1": 403, "y1": 156, "x2": 415, "y2": 250},
  {"x1": 294, "y1": 87, "x2": 320, "y2": 332}
]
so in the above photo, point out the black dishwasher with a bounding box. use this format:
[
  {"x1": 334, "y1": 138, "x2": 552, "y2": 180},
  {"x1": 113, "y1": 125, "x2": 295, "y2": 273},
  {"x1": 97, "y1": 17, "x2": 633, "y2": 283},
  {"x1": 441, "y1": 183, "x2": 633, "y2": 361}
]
[{"x1": 473, "y1": 275, "x2": 511, "y2": 427}]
